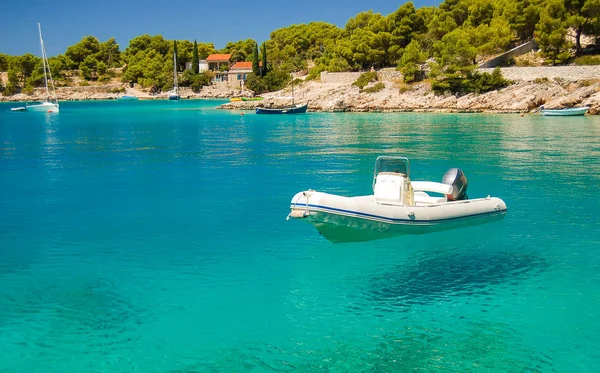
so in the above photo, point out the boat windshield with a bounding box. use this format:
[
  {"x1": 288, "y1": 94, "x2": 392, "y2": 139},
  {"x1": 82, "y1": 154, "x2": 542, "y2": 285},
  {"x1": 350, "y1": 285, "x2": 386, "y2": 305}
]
[{"x1": 372, "y1": 156, "x2": 410, "y2": 190}]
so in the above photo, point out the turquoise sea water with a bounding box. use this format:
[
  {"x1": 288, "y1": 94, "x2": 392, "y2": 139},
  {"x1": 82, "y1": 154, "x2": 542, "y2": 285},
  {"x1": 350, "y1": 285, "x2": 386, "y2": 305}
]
[{"x1": 1, "y1": 100, "x2": 599, "y2": 372}]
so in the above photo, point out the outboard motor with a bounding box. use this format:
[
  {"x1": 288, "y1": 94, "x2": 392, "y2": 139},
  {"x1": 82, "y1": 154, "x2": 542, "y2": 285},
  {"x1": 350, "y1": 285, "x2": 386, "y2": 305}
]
[{"x1": 442, "y1": 168, "x2": 468, "y2": 201}]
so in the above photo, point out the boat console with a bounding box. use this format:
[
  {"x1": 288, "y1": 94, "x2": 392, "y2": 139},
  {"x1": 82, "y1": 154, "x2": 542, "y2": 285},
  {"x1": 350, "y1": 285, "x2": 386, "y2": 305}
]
[{"x1": 374, "y1": 172, "x2": 414, "y2": 206}]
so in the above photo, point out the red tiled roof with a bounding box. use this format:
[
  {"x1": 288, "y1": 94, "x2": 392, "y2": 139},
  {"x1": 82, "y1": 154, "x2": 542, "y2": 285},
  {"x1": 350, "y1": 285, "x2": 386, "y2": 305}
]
[
  {"x1": 206, "y1": 54, "x2": 231, "y2": 62},
  {"x1": 230, "y1": 61, "x2": 262, "y2": 70}
]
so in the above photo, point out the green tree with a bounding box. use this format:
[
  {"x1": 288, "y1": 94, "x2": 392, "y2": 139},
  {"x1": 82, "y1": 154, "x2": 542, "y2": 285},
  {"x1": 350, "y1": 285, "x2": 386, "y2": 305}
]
[
  {"x1": 0, "y1": 53, "x2": 9, "y2": 71},
  {"x1": 245, "y1": 73, "x2": 267, "y2": 93},
  {"x1": 433, "y1": 28, "x2": 477, "y2": 72},
  {"x1": 14, "y1": 53, "x2": 40, "y2": 83},
  {"x1": 535, "y1": 0, "x2": 572, "y2": 64},
  {"x1": 565, "y1": 0, "x2": 600, "y2": 52},
  {"x1": 25, "y1": 64, "x2": 45, "y2": 88},
  {"x1": 80, "y1": 55, "x2": 99, "y2": 80},
  {"x1": 97, "y1": 61, "x2": 108, "y2": 77},
  {"x1": 190, "y1": 72, "x2": 212, "y2": 92},
  {"x1": 221, "y1": 39, "x2": 256, "y2": 62},
  {"x1": 192, "y1": 39, "x2": 199, "y2": 74},
  {"x1": 98, "y1": 37, "x2": 121, "y2": 67},
  {"x1": 173, "y1": 40, "x2": 178, "y2": 72},
  {"x1": 399, "y1": 39, "x2": 427, "y2": 83},
  {"x1": 3, "y1": 68, "x2": 20, "y2": 95},
  {"x1": 196, "y1": 42, "x2": 216, "y2": 60},
  {"x1": 471, "y1": 18, "x2": 514, "y2": 58},
  {"x1": 48, "y1": 54, "x2": 70, "y2": 78},
  {"x1": 124, "y1": 34, "x2": 153, "y2": 59},
  {"x1": 387, "y1": 3, "x2": 427, "y2": 65},
  {"x1": 149, "y1": 35, "x2": 170, "y2": 56},
  {"x1": 498, "y1": 0, "x2": 541, "y2": 41},
  {"x1": 260, "y1": 42, "x2": 268, "y2": 77},
  {"x1": 65, "y1": 36, "x2": 100, "y2": 68},
  {"x1": 252, "y1": 42, "x2": 260, "y2": 75}
]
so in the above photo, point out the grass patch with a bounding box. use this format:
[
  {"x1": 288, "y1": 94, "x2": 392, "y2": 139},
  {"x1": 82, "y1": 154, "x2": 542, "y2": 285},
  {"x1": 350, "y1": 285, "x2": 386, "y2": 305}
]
[
  {"x1": 352, "y1": 71, "x2": 378, "y2": 89},
  {"x1": 574, "y1": 55, "x2": 600, "y2": 65},
  {"x1": 360, "y1": 82, "x2": 385, "y2": 93}
]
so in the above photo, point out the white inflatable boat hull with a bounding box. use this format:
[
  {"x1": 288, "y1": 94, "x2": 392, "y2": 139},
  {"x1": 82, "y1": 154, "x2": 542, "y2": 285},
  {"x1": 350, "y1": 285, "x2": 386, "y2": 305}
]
[{"x1": 289, "y1": 191, "x2": 507, "y2": 243}]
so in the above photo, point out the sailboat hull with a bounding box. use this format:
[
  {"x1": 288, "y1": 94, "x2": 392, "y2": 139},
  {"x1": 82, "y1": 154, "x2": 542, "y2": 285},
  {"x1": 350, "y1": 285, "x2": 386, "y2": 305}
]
[
  {"x1": 26, "y1": 102, "x2": 59, "y2": 113},
  {"x1": 255, "y1": 102, "x2": 308, "y2": 114},
  {"x1": 168, "y1": 94, "x2": 180, "y2": 101}
]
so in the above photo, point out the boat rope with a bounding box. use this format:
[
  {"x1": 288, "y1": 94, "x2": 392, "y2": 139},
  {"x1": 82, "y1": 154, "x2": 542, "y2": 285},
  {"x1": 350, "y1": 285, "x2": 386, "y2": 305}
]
[
  {"x1": 287, "y1": 192, "x2": 305, "y2": 220},
  {"x1": 286, "y1": 190, "x2": 312, "y2": 220},
  {"x1": 304, "y1": 191, "x2": 311, "y2": 217}
]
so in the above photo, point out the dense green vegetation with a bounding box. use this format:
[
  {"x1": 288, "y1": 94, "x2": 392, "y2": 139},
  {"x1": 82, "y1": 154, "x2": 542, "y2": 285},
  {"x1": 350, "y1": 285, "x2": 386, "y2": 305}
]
[
  {"x1": 2, "y1": 0, "x2": 600, "y2": 96},
  {"x1": 352, "y1": 72, "x2": 379, "y2": 89}
]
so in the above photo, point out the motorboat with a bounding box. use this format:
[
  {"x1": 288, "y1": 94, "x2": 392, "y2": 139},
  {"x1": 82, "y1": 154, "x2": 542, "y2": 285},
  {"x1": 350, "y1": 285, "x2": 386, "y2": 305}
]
[
  {"x1": 287, "y1": 156, "x2": 507, "y2": 243},
  {"x1": 539, "y1": 105, "x2": 589, "y2": 116}
]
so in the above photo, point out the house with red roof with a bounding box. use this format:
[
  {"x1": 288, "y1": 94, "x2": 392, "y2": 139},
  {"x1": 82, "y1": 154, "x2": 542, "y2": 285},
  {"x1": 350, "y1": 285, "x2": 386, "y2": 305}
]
[
  {"x1": 206, "y1": 54, "x2": 231, "y2": 82},
  {"x1": 228, "y1": 61, "x2": 260, "y2": 88}
]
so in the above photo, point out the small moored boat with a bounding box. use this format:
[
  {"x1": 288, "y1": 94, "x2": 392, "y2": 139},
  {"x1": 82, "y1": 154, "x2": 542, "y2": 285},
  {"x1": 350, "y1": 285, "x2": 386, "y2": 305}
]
[
  {"x1": 288, "y1": 156, "x2": 507, "y2": 243},
  {"x1": 256, "y1": 75, "x2": 306, "y2": 114},
  {"x1": 255, "y1": 102, "x2": 308, "y2": 114},
  {"x1": 539, "y1": 105, "x2": 589, "y2": 116},
  {"x1": 118, "y1": 95, "x2": 138, "y2": 101},
  {"x1": 24, "y1": 23, "x2": 59, "y2": 113},
  {"x1": 167, "y1": 41, "x2": 180, "y2": 101}
]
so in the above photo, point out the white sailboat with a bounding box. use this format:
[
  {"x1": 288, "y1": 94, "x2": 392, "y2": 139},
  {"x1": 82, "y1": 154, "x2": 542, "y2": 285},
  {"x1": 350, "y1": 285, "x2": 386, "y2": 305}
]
[
  {"x1": 168, "y1": 41, "x2": 180, "y2": 101},
  {"x1": 26, "y1": 23, "x2": 59, "y2": 113}
]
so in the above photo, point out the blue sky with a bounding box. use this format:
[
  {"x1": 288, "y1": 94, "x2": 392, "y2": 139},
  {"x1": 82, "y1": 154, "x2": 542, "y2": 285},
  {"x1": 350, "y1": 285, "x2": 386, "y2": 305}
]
[{"x1": 0, "y1": 0, "x2": 440, "y2": 57}]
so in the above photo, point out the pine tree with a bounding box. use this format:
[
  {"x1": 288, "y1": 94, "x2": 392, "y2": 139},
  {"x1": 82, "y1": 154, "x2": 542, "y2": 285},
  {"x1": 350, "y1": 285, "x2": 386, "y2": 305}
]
[
  {"x1": 192, "y1": 39, "x2": 199, "y2": 74},
  {"x1": 260, "y1": 42, "x2": 268, "y2": 77},
  {"x1": 252, "y1": 42, "x2": 260, "y2": 76},
  {"x1": 173, "y1": 40, "x2": 178, "y2": 71}
]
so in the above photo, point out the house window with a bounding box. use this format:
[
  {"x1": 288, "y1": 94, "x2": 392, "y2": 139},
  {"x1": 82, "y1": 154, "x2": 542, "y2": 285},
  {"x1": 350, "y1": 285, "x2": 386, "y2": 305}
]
[
  {"x1": 237, "y1": 74, "x2": 242, "y2": 80},
  {"x1": 243, "y1": 74, "x2": 247, "y2": 80}
]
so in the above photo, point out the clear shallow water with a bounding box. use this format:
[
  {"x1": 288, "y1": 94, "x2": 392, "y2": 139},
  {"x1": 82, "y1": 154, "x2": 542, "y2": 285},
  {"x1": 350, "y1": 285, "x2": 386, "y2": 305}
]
[{"x1": 1, "y1": 100, "x2": 599, "y2": 372}]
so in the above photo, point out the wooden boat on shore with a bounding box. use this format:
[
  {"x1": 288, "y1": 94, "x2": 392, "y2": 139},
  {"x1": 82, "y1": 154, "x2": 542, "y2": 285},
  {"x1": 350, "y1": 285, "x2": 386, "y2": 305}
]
[
  {"x1": 287, "y1": 156, "x2": 507, "y2": 243},
  {"x1": 539, "y1": 105, "x2": 589, "y2": 116},
  {"x1": 256, "y1": 102, "x2": 308, "y2": 114},
  {"x1": 256, "y1": 75, "x2": 307, "y2": 114}
]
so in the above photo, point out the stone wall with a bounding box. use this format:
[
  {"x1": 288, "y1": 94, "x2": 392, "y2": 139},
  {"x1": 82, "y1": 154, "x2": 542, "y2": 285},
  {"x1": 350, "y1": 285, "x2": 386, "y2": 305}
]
[
  {"x1": 320, "y1": 69, "x2": 403, "y2": 84},
  {"x1": 477, "y1": 66, "x2": 600, "y2": 81},
  {"x1": 321, "y1": 66, "x2": 600, "y2": 84},
  {"x1": 377, "y1": 68, "x2": 403, "y2": 81},
  {"x1": 478, "y1": 40, "x2": 538, "y2": 68},
  {"x1": 320, "y1": 72, "x2": 363, "y2": 84}
]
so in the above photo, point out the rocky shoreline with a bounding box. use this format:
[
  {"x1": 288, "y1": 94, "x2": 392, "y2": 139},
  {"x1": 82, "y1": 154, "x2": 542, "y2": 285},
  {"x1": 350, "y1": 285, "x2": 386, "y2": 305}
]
[
  {"x1": 220, "y1": 77, "x2": 600, "y2": 115},
  {"x1": 0, "y1": 84, "x2": 241, "y2": 102},
  {"x1": 3, "y1": 68, "x2": 600, "y2": 114}
]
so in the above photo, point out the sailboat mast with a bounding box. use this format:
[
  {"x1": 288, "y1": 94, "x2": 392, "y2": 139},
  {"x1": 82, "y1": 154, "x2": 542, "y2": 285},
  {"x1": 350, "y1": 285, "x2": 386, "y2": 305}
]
[
  {"x1": 291, "y1": 74, "x2": 294, "y2": 106},
  {"x1": 38, "y1": 23, "x2": 49, "y2": 100},
  {"x1": 173, "y1": 43, "x2": 178, "y2": 93}
]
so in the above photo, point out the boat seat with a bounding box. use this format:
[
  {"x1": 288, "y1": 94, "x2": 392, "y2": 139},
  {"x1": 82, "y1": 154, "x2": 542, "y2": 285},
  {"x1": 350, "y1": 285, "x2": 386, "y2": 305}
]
[{"x1": 413, "y1": 191, "x2": 446, "y2": 205}]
